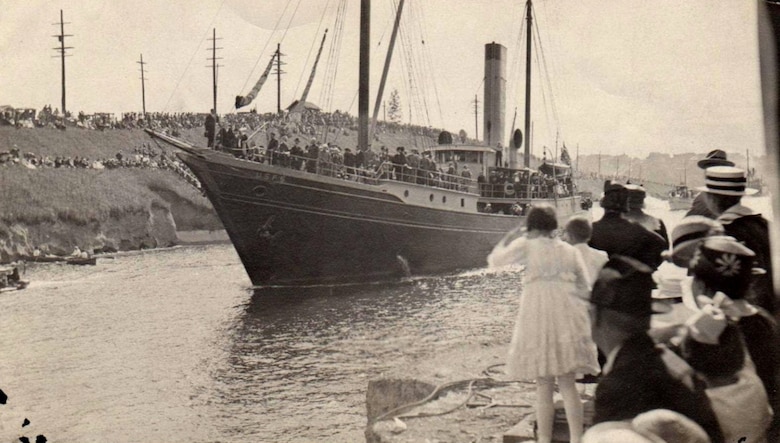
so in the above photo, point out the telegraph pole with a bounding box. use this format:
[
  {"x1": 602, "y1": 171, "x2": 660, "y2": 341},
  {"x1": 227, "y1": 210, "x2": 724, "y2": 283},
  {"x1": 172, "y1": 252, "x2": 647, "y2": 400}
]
[
  {"x1": 274, "y1": 43, "x2": 286, "y2": 114},
  {"x1": 207, "y1": 29, "x2": 222, "y2": 114},
  {"x1": 473, "y1": 94, "x2": 479, "y2": 141},
  {"x1": 52, "y1": 10, "x2": 73, "y2": 121},
  {"x1": 137, "y1": 54, "x2": 147, "y2": 116}
]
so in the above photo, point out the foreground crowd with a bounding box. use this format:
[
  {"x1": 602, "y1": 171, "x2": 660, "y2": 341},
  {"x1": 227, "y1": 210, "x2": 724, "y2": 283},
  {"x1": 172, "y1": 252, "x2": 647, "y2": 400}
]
[{"x1": 488, "y1": 149, "x2": 776, "y2": 443}]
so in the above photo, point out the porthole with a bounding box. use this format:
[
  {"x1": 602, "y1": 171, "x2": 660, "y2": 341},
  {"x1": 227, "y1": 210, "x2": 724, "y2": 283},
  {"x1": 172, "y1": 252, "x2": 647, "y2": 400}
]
[
  {"x1": 253, "y1": 185, "x2": 267, "y2": 196},
  {"x1": 442, "y1": 196, "x2": 447, "y2": 203},
  {"x1": 404, "y1": 190, "x2": 409, "y2": 197},
  {"x1": 429, "y1": 194, "x2": 434, "y2": 202},
  {"x1": 461, "y1": 198, "x2": 465, "y2": 207}
]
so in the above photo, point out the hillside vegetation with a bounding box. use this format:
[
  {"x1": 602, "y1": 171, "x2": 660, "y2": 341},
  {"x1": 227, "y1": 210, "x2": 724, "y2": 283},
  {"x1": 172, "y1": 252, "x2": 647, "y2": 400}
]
[{"x1": 0, "y1": 126, "x2": 221, "y2": 262}]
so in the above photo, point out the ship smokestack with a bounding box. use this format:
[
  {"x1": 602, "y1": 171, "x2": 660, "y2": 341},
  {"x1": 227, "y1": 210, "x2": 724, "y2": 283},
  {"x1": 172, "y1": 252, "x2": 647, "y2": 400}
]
[{"x1": 484, "y1": 42, "x2": 507, "y2": 167}]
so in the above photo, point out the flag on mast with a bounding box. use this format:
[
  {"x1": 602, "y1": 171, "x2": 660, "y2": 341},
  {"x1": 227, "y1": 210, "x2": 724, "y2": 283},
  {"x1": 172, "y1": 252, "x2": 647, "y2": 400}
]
[{"x1": 560, "y1": 143, "x2": 572, "y2": 165}]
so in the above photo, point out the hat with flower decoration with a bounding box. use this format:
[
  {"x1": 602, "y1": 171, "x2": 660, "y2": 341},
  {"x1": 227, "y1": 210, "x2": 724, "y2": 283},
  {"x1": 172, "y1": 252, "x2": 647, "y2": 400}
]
[{"x1": 689, "y1": 235, "x2": 762, "y2": 299}]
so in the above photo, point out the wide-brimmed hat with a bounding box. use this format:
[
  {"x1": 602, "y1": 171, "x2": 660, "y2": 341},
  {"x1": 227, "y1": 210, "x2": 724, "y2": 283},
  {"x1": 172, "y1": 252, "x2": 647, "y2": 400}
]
[
  {"x1": 600, "y1": 181, "x2": 628, "y2": 212},
  {"x1": 669, "y1": 216, "x2": 724, "y2": 268},
  {"x1": 696, "y1": 149, "x2": 734, "y2": 169},
  {"x1": 591, "y1": 255, "x2": 670, "y2": 317},
  {"x1": 687, "y1": 235, "x2": 763, "y2": 300},
  {"x1": 695, "y1": 166, "x2": 758, "y2": 196}
]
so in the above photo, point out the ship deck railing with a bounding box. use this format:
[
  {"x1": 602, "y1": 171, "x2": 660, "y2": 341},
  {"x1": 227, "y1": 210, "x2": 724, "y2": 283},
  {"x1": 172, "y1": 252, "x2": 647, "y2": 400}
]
[{"x1": 220, "y1": 148, "x2": 575, "y2": 199}]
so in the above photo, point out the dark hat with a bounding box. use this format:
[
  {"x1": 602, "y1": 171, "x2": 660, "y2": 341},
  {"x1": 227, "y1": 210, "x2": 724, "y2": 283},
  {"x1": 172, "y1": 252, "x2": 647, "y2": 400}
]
[
  {"x1": 689, "y1": 236, "x2": 759, "y2": 298},
  {"x1": 697, "y1": 149, "x2": 734, "y2": 169},
  {"x1": 397, "y1": 146, "x2": 405, "y2": 152},
  {"x1": 600, "y1": 181, "x2": 628, "y2": 212},
  {"x1": 591, "y1": 255, "x2": 670, "y2": 317},
  {"x1": 624, "y1": 184, "x2": 646, "y2": 209}
]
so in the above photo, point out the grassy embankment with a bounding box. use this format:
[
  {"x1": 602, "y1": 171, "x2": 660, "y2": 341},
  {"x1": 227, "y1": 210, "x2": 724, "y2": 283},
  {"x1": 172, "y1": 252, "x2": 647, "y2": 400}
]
[{"x1": 0, "y1": 126, "x2": 221, "y2": 261}]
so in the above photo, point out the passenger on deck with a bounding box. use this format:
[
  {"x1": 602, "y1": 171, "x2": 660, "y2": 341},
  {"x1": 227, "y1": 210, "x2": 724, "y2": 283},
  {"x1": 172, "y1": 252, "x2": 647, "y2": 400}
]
[
  {"x1": 267, "y1": 133, "x2": 279, "y2": 165},
  {"x1": 343, "y1": 148, "x2": 356, "y2": 179},
  {"x1": 290, "y1": 138, "x2": 304, "y2": 170},
  {"x1": 460, "y1": 165, "x2": 472, "y2": 191},
  {"x1": 305, "y1": 138, "x2": 319, "y2": 173},
  {"x1": 406, "y1": 149, "x2": 420, "y2": 183},
  {"x1": 392, "y1": 147, "x2": 407, "y2": 181}
]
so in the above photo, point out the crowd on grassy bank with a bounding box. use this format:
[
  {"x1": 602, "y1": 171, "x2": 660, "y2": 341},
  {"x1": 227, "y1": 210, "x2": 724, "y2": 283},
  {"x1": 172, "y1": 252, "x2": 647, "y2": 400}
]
[
  {"x1": 0, "y1": 142, "x2": 201, "y2": 191},
  {"x1": 1, "y1": 105, "x2": 453, "y2": 145}
]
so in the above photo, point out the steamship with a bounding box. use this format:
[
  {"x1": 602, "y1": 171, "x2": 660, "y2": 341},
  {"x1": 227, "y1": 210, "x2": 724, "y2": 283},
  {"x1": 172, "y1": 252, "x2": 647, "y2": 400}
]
[{"x1": 149, "y1": 0, "x2": 587, "y2": 286}]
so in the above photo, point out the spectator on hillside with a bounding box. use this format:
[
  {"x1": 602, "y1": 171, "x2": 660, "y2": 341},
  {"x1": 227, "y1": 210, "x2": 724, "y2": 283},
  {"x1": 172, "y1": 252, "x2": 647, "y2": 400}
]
[{"x1": 205, "y1": 109, "x2": 217, "y2": 147}]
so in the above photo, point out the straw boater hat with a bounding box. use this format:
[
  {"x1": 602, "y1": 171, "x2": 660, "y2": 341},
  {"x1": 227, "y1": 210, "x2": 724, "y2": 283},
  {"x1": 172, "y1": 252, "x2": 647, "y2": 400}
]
[
  {"x1": 696, "y1": 149, "x2": 734, "y2": 169},
  {"x1": 669, "y1": 216, "x2": 725, "y2": 268},
  {"x1": 695, "y1": 166, "x2": 757, "y2": 196}
]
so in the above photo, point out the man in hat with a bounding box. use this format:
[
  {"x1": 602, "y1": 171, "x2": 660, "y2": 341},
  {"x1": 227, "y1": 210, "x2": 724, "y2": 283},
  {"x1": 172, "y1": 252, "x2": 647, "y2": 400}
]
[
  {"x1": 624, "y1": 184, "x2": 669, "y2": 249},
  {"x1": 267, "y1": 132, "x2": 279, "y2": 165},
  {"x1": 686, "y1": 149, "x2": 735, "y2": 218},
  {"x1": 589, "y1": 255, "x2": 724, "y2": 443},
  {"x1": 589, "y1": 181, "x2": 667, "y2": 270},
  {"x1": 392, "y1": 147, "x2": 407, "y2": 181},
  {"x1": 290, "y1": 137, "x2": 304, "y2": 170},
  {"x1": 343, "y1": 147, "x2": 356, "y2": 179},
  {"x1": 697, "y1": 165, "x2": 775, "y2": 317}
]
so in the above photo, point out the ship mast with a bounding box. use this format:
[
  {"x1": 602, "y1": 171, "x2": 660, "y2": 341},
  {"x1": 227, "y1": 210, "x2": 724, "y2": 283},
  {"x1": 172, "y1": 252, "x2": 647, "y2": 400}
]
[
  {"x1": 358, "y1": 0, "x2": 370, "y2": 151},
  {"x1": 523, "y1": 0, "x2": 533, "y2": 168},
  {"x1": 370, "y1": 0, "x2": 405, "y2": 144}
]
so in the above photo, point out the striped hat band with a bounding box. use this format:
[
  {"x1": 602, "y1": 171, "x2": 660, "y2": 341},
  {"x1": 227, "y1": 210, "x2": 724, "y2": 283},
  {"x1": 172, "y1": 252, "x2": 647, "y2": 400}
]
[{"x1": 695, "y1": 166, "x2": 757, "y2": 196}]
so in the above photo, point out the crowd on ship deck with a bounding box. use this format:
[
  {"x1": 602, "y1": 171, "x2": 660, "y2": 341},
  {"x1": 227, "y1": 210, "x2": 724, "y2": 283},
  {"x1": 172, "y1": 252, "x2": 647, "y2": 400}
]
[{"x1": 487, "y1": 149, "x2": 778, "y2": 443}]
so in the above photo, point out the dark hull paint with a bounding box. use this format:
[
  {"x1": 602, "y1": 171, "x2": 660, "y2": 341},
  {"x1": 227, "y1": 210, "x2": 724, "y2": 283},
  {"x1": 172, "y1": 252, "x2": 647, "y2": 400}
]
[{"x1": 178, "y1": 148, "x2": 584, "y2": 286}]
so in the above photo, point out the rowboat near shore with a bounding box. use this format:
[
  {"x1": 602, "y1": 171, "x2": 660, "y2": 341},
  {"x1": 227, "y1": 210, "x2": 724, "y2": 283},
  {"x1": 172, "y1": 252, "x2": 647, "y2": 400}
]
[{"x1": 0, "y1": 265, "x2": 28, "y2": 293}]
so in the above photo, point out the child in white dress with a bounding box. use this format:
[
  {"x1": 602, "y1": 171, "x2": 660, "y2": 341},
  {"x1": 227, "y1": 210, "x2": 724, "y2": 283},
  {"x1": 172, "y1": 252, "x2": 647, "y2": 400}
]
[{"x1": 488, "y1": 205, "x2": 600, "y2": 443}]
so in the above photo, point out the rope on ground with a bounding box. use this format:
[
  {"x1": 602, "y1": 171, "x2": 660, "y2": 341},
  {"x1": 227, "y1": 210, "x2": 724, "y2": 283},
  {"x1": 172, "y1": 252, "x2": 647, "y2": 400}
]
[{"x1": 372, "y1": 376, "x2": 531, "y2": 424}]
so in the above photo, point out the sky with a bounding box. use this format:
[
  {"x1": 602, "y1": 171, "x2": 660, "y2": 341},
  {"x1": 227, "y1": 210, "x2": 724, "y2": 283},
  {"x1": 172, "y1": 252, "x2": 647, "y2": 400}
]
[{"x1": 0, "y1": 0, "x2": 768, "y2": 158}]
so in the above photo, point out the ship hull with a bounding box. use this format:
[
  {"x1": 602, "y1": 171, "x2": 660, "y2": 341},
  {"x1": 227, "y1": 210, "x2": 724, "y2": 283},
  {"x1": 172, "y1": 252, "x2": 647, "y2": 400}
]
[{"x1": 178, "y1": 148, "x2": 584, "y2": 286}]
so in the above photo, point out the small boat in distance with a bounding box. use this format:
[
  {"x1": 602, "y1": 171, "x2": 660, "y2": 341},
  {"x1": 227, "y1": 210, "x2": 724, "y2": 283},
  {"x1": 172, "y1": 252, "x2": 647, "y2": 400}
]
[
  {"x1": 668, "y1": 184, "x2": 696, "y2": 211},
  {"x1": 148, "y1": 0, "x2": 588, "y2": 286},
  {"x1": 66, "y1": 256, "x2": 97, "y2": 266}
]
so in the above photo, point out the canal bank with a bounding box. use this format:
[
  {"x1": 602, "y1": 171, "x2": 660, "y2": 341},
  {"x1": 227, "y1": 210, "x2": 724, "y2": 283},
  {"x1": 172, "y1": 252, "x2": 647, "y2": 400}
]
[{"x1": 365, "y1": 342, "x2": 537, "y2": 443}]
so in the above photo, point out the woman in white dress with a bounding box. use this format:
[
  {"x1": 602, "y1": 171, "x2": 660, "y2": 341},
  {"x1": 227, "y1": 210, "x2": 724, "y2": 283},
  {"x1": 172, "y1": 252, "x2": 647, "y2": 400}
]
[{"x1": 488, "y1": 205, "x2": 599, "y2": 443}]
